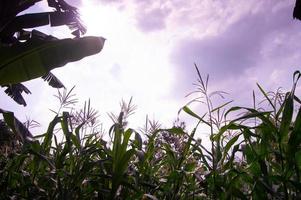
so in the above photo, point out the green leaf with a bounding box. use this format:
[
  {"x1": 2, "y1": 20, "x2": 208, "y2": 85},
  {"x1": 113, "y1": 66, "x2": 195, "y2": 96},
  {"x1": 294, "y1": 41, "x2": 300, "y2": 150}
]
[
  {"x1": 279, "y1": 92, "x2": 294, "y2": 143},
  {"x1": 184, "y1": 162, "x2": 196, "y2": 172},
  {"x1": 118, "y1": 149, "x2": 136, "y2": 173},
  {"x1": 135, "y1": 132, "x2": 142, "y2": 150},
  {"x1": 181, "y1": 106, "x2": 210, "y2": 126},
  {"x1": 256, "y1": 83, "x2": 275, "y2": 110},
  {"x1": 164, "y1": 127, "x2": 185, "y2": 135},
  {"x1": 213, "y1": 123, "x2": 241, "y2": 142},
  {"x1": 220, "y1": 134, "x2": 240, "y2": 164},
  {"x1": 75, "y1": 122, "x2": 85, "y2": 142},
  {"x1": 121, "y1": 128, "x2": 133, "y2": 156},
  {"x1": 248, "y1": 162, "x2": 261, "y2": 177},
  {"x1": 231, "y1": 187, "x2": 247, "y2": 199},
  {"x1": 111, "y1": 148, "x2": 136, "y2": 197},
  {"x1": 178, "y1": 122, "x2": 201, "y2": 168},
  {"x1": 164, "y1": 143, "x2": 177, "y2": 167},
  {"x1": 111, "y1": 124, "x2": 122, "y2": 161},
  {"x1": 294, "y1": 111, "x2": 301, "y2": 134},
  {"x1": 211, "y1": 100, "x2": 233, "y2": 113},
  {"x1": 226, "y1": 107, "x2": 277, "y2": 134},
  {"x1": 296, "y1": 150, "x2": 301, "y2": 170},
  {"x1": 1, "y1": 109, "x2": 32, "y2": 142},
  {"x1": 224, "y1": 144, "x2": 240, "y2": 169},
  {"x1": 288, "y1": 107, "x2": 301, "y2": 155},
  {"x1": 28, "y1": 147, "x2": 55, "y2": 169},
  {"x1": 70, "y1": 133, "x2": 81, "y2": 149},
  {"x1": 0, "y1": 36, "x2": 105, "y2": 85},
  {"x1": 61, "y1": 112, "x2": 70, "y2": 141},
  {"x1": 194, "y1": 144, "x2": 212, "y2": 170},
  {"x1": 42, "y1": 116, "x2": 60, "y2": 153}
]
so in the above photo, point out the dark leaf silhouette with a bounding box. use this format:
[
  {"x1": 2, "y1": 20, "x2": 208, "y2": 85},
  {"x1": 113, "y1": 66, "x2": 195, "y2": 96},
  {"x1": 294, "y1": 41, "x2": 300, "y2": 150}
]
[
  {"x1": 0, "y1": 1, "x2": 104, "y2": 106},
  {"x1": 0, "y1": 0, "x2": 41, "y2": 24},
  {"x1": 294, "y1": 0, "x2": 301, "y2": 20},
  {"x1": 3, "y1": 83, "x2": 31, "y2": 106},
  {"x1": 0, "y1": 34, "x2": 105, "y2": 85},
  {"x1": 0, "y1": 0, "x2": 85, "y2": 39},
  {"x1": 47, "y1": 0, "x2": 86, "y2": 37},
  {"x1": 0, "y1": 119, "x2": 13, "y2": 142},
  {"x1": 0, "y1": 108, "x2": 33, "y2": 142},
  {"x1": 42, "y1": 72, "x2": 65, "y2": 88},
  {"x1": 0, "y1": 0, "x2": 41, "y2": 44},
  {"x1": 2, "y1": 11, "x2": 85, "y2": 38}
]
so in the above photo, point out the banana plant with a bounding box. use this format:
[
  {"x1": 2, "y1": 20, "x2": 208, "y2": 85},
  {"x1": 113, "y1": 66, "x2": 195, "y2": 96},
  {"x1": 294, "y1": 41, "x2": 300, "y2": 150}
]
[
  {"x1": 0, "y1": 30, "x2": 105, "y2": 85},
  {"x1": 0, "y1": 0, "x2": 105, "y2": 106}
]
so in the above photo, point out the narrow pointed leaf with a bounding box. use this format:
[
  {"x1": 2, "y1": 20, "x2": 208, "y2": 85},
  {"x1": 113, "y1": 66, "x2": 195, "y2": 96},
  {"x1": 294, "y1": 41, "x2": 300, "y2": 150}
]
[
  {"x1": 70, "y1": 133, "x2": 81, "y2": 149},
  {"x1": 181, "y1": 106, "x2": 210, "y2": 126},
  {"x1": 121, "y1": 128, "x2": 133, "y2": 156},
  {"x1": 280, "y1": 93, "x2": 294, "y2": 143},
  {"x1": 42, "y1": 116, "x2": 60, "y2": 153},
  {"x1": 135, "y1": 132, "x2": 142, "y2": 150},
  {"x1": 211, "y1": 100, "x2": 233, "y2": 113},
  {"x1": 288, "y1": 107, "x2": 301, "y2": 152},
  {"x1": 221, "y1": 134, "x2": 240, "y2": 164},
  {"x1": 256, "y1": 83, "x2": 275, "y2": 110}
]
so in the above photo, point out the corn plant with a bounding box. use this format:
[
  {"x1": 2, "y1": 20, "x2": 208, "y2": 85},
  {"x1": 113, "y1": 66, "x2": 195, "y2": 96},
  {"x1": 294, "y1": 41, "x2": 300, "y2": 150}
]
[
  {"x1": 179, "y1": 64, "x2": 242, "y2": 199},
  {"x1": 212, "y1": 71, "x2": 301, "y2": 199},
  {"x1": 1, "y1": 70, "x2": 301, "y2": 199},
  {"x1": 0, "y1": 94, "x2": 142, "y2": 199}
]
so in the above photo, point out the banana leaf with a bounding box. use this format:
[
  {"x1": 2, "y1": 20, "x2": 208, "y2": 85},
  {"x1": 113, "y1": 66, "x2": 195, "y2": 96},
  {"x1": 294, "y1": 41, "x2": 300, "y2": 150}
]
[
  {"x1": 0, "y1": 108, "x2": 33, "y2": 142},
  {"x1": 0, "y1": 36, "x2": 105, "y2": 85},
  {"x1": 3, "y1": 83, "x2": 31, "y2": 106},
  {"x1": 1, "y1": 11, "x2": 85, "y2": 37},
  {"x1": 0, "y1": 0, "x2": 83, "y2": 37},
  {"x1": 294, "y1": 0, "x2": 301, "y2": 20},
  {"x1": 42, "y1": 72, "x2": 65, "y2": 88}
]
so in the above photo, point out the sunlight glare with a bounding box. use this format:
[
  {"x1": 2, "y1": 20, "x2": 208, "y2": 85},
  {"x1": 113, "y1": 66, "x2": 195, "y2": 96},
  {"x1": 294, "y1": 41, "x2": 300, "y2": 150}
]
[
  {"x1": 79, "y1": 1, "x2": 174, "y2": 97},
  {"x1": 80, "y1": 2, "x2": 129, "y2": 37},
  {"x1": 79, "y1": 1, "x2": 176, "y2": 127}
]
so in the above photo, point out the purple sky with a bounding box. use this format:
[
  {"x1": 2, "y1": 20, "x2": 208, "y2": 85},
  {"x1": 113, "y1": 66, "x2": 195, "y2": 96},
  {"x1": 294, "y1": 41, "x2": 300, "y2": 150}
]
[{"x1": 1, "y1": 0, "x2": 300, "y2": 138}]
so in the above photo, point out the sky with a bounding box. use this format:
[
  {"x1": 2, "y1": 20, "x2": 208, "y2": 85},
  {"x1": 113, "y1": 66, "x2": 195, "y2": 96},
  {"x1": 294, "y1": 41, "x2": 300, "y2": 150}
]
[{"x1": 1, "y1": 0, "x2": 301, "y2": 140}]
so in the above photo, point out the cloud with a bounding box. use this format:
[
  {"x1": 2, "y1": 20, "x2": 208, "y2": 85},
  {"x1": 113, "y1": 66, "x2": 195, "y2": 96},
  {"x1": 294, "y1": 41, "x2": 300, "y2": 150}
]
[
  {"x1": 66, "y1": 0, "x2": 82, "y2": 7},
  {"x1": 94, "y1": 0, "x2": 172, "y2": 32},
  {"x1": 136, "y1": 7, "x2": 171, "y2": 32},
  {"x1": 169, "y1": 0, "x2": 299, "y2": 95},
  {"x1": 133, "y1": 1, "x2": 171, "y2": 32}
]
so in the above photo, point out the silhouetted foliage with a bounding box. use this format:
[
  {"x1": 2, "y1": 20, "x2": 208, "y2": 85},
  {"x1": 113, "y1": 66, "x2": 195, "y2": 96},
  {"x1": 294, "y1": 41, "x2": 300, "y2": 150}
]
[
  {"x1": 0, "y1": 0, "x2": 104, "y2": 106},
  {"x1": 3, "y1": 83, "x2": 31, "y2": 106},
  {"x1": 294, "y1": 0, "x2": 301, "y2": 20}
]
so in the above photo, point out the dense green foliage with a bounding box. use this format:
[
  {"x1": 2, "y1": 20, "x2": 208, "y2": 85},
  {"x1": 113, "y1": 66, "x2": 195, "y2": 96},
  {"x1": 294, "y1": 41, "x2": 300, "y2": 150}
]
[{"x1": 0, "y1": 69, "x2": 300, "y2": 199}]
